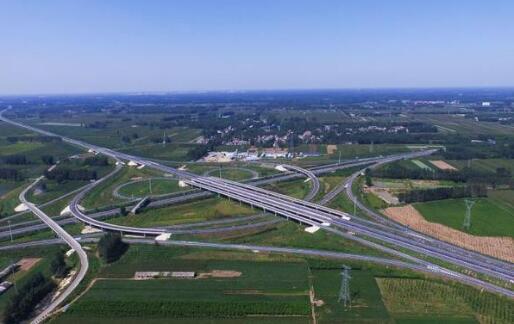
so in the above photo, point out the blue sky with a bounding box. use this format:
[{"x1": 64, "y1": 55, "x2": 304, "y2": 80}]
[{"x1": 1, "y1": 0, "x2": 513, "y2": 94}]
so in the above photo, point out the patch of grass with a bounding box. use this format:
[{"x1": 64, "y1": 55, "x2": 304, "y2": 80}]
[
  {"x1": 264, "y1": 179, "x2": 311, "y2": 199},
  {"x1": 82, "y1": 166, "x2": 162, "y2": 209},
  {"x1": 117, "y1": 178, "x2": 183, "y2": 198},
  {"x1": 363, "y1": 191, "x2": 388, "y2": 210},
  {"x1": 207, "y1": 168, "x2": 255, "y2": 181},
  {"x1": 0, "y1": 182, "x2": 27, "y2": 216},
  {"x1": 107, "y1": 198, "x2": 255, "y2": 228},
  {"x1": 229, "y1": 222, "x2": 385, "y2": 257},
  {"x1": 414, "y1": 191, "x2": 514, "y2": 237}
]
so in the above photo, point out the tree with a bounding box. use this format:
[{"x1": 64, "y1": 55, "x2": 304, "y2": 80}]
[
  {"x1": 3, "y1": 272, "x2": 56, "y2": 324},
  {"x1": 50, "y1": 250, "x2": 69, "y2": 278},
  {"x1": 365, "y1": 168, "x2": 373, "y2": 187},
  {"x1": 41, "y1": 155, "x2": 55, "y2": 165},
  {"x1": 119, "y1": 206, "x2": 128, "y2": 216},
  {"x1": 97, "y1": 233, "x2": 128, "y2": 263}
]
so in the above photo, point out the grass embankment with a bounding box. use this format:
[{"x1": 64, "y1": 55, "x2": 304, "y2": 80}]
[{"x1": 107, "y1": 198, "x2": 254, "y2": 228}]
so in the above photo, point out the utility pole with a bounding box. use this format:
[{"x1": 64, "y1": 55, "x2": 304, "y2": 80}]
[
  {"x1": 10, "y1": 259, "x2": 17, "y2": 293},
  {"x1": 8, "y1": 220, "x2": 13, "y2": 243},
  {"x1": 162, "y1": 131, "x2": 166, "y2": 146},
  {"x1": 463, "y1": 199, "x2": 475, "y2": 231},
  {"x1": 149, "y1": 178, "x2": 153, "y2": 195},
  {"x1": 338, "y1": 151, "x2": 342, "y2": 164},
  {"x1": 338, "y1": 265, "x2": 352, "y2": 308},
  {"x1": 219, "y1": 164, "x2": 222, "y2": 179}
]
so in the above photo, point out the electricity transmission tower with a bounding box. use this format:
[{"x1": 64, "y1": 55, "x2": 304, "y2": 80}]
[
  {"x1": 338, "y1": 265, "x2": 352, "y2": 308},
  {"x1": 463, "y1": 199, "x2": 475, "y2": 230}
]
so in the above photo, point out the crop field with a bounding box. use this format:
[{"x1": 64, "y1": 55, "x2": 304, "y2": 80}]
[
  {"x1": 120, "y1": 143, "x2": 195, "y2": 161},
  {"x1": 377, "y1": 278, "x2": 512, "y2": 324},
  {"x1": 54, "y1": 243, "x2": 514, "y2": 324},
  {"x1": 384, "y1": 205, "x2": 514, "y2": 262},
  {"x1": 56, "y1": 248, "x2": 311, "y2": 323},
  {"x1": 411, "y1": 160, "x2": 433, "y2": 171},
  {"x1": 414, "y1": 191, "x2": 514, "y2": 238},
  {"x1": 24, "y1": 114, "x2": 202, "y2": 148},
  {"x1": 448, "y1": 159, "x2": 514, "y2": 176},
  {"x1": 312, "y1": 269, "x2": 390, "y2": 323},
  {"x1": 414, "y1": 114, "x2": 514, "y2": 135}
]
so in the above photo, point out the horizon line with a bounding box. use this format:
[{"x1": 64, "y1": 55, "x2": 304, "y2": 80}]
[{"x1": 1, "y1": 85, "x2": 514, "y2": 98}]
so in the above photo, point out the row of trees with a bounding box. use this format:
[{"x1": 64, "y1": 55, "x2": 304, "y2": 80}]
[
  {"x1": 44, "y1": 167, "x2": 97, "y2": 183},
  {"x1": 0, "y1": 168, "x2": 22, "y2": 181},
  {"x1": 1, "y1": 154, "x2": 55, "y2": 165},
  {"x1": 83, "y1": 155, "x2": 109, "y2": 166},
  {"x1": 50, "y1": 249, "x2": 69, "y2": 278},
  {"x1": 6, "y1": 135, "x2": 62, "y2": 144},
  {"x1": 1, "y1": 154, "x2": 28, "y2": 165},
  {"x1": 372, "y1": 163, "x2": 512, "y2": 187},
  {"x1": 187, "y1": 145, "x2": 211, "y2": 161},
  {"x1": 398, "y1": 184, "x2": 487, "y2": 203}
]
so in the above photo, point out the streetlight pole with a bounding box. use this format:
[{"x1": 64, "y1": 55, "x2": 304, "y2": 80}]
[{"x1": 8, "y1": 220, "x2": 13, "y2": 243}]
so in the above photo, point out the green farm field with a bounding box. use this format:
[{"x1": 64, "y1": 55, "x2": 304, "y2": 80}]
[
  {"x1": 414, "y1": 190, "x2": 514, "y2": 237},
  {"x1": 50, "y1": 244, "x2": 514, "y2": 324},
  {"x1": 55, "y1": 246, "x2": 312, "y2": 323},
  {"x1": 447, "y1": 158, "x2": 514, "y2": 175}
]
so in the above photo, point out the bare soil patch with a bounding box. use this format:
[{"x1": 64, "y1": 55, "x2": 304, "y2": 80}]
[
  {"x1": 17, "y1": 258, "x2": 41, "y2": 271},
  {"x1": 326, "y1": 145, "x2": 337, "y2": 155},
  {"x1": 197, "y1": 270, "x2": 242, "y2": 279},
  {"x1": 367, "y1": 187, "x2": 399, "y2": 205},
  {"x1": 430, "y1": 160, "x2": 458, "y2": 171},
  {"x1": 382, "y1": 205, "x2": 514, "y2": 262}
]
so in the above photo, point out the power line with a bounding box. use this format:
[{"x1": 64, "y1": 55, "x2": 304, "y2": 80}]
[
  {"x1": 463, "y1": 199, "x2": 475, "y2": 231},
  {"x1": 338, "y1": 265, "x2": 352, "y2": 308}
]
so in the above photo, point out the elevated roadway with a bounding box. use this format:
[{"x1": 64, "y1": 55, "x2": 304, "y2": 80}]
[{"x1": 19, "y1": 177, "x2": 88, "y2": 324}]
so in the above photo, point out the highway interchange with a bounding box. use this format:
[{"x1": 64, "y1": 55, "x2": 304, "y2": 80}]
[{"x1": 0, "y1": 108, "x2": 513, "y2": 321}]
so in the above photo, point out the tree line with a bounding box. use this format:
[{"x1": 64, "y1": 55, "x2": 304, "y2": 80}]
[
  {"x1": 6, "y1": 135, "x2": 62, "y2": 144},
  {"x1": 372, "y1": 163, "x2": 513, "y2": 187},
  {"x1": 3, "y1": 272, "x2": 56, "y2": 324},
  {"x1": 44, "y1": 167, "x2": 97, "y2": 183},
  {"x1": 398, "y1": 184, "x2": 487, "y2": 203}
]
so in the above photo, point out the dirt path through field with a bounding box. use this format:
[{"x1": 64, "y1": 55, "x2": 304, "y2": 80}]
[
  {"x1": 382, "y1": 205, "x2": 514, "y2": 262},
  {"x1": 17, "y1": 258, "x2": 40, "y2": 271}
]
